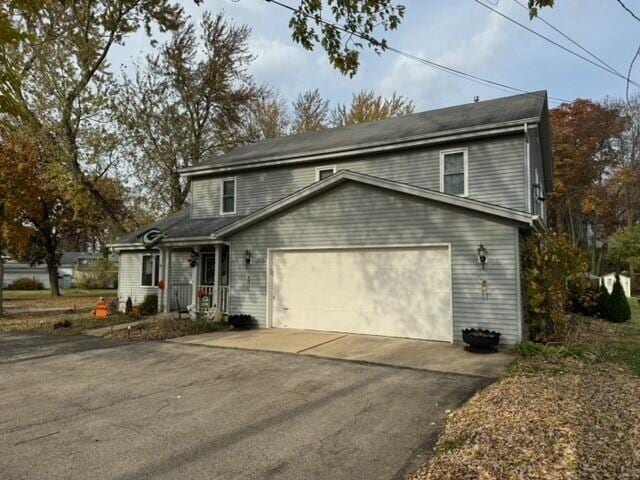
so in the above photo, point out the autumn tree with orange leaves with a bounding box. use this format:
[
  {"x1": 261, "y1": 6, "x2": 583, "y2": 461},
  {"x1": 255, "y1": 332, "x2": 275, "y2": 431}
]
[{"x1": 549, "y1": 99, "x2": 629, "y2": 272}]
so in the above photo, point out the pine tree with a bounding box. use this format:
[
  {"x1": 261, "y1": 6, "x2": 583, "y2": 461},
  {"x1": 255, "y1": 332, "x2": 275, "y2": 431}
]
[{"x1": 607, "y1": 274, "x2": 631, "y2": 323}]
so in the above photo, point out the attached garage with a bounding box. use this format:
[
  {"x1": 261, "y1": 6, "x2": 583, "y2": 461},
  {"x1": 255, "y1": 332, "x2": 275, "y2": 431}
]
[{"x1": 268, "y1": 245, "x2": 453, "y2": 342}]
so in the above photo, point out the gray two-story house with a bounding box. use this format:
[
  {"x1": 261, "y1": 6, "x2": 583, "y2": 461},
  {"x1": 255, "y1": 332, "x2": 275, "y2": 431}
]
[{"x1": 111, "y1": 91, "x2": 552, "y2": 345}]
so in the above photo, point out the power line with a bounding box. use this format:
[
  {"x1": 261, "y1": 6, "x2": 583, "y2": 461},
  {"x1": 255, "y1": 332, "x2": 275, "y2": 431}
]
[
  {"x1": 511, "y1": 0, "x2": 626, "y2": 79},
  {"x1": 473, "y1": 0, "x2": 640, "y2": 87},
  {"x1": 617, "y1": 0, "x2": 640, "y2": 23},
  {"x1": 264, "y1": 0, "x2": 572, "y2": 104}
]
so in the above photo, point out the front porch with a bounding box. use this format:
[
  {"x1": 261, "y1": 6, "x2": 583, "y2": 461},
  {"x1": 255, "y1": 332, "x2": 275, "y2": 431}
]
[{"x1": 157, "y1": 242, "x2": 230, "y2": 314}]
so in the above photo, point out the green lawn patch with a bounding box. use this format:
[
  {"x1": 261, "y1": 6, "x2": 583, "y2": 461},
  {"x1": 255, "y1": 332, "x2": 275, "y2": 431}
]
[{"x1": 3, "y1": 288, "x2": 117, "y2": 300}]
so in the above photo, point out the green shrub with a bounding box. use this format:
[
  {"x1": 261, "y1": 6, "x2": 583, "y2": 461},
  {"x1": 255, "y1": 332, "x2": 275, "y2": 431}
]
[
  {"x1": 138, "y1": 294, "x2": 158, "y2": 316},
  {"x1": 568, "y1": 277, "x2": 599, "y2": 316},
  {"x1": 512, "y1": 341, "x2": 590, "y2": 359},
  {"x1": 7, "y1": 277, "x2": 45, "y2": 290},
  {"x1": 596, "y1": 283, "x2": 610, "y2": 319},
  {"x1": 523, "y1": 231, "x2": 591, "y2": 342},
  {"x1": 607, "y1": 274, "x2": 631, "y2": 323}
]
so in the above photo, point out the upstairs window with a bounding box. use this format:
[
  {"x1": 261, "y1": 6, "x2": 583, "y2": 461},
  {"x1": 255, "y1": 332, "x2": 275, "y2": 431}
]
[
  {"x1": 141, "y1": 254, "x2": 160, "y2": 287},
  {"x1": 440, "y1": 149, "x2": 468, "y2": 196},
  {"x1": 315, "y1": 165, "x2": 336, "y2": 181},
  {"x1": 221, "y1": 178, "x2": 236, "y2": 214}
]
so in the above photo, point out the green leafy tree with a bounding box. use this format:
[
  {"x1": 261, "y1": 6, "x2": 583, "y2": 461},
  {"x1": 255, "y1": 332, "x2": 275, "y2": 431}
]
[
  {"x1": 608, "y1": 274, "x2": 631, "y2": 322},
  {"x1": 285, "y1": 0, "x2": 405, "y2": 77},
  {"x1": 332, "y1": 90, "x2": 414, "y2": 127},
  {"x1": 116, "y1": 12, "x2": 260, "y2": 213},
  {"x1": 0, "y1": 0, "x2": 188, "y2": 230},
  {"x1": 609, "y1": 224, "x2": 640, "y2": 271},
  {"x1": 291, "y1": 89, "x2": 330, "y2": 134}
]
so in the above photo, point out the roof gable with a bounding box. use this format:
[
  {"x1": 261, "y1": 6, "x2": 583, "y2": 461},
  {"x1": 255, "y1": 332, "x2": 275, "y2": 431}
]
[{"x1": 213, "y1": 170, "x2": 535, "y2": 238}]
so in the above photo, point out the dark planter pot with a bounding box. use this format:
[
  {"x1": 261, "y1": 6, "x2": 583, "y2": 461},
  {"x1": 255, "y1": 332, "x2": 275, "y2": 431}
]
[
  {"x1": 462, "y1": 328, "x2": 501, "y2": 353},
  {"x1": 228, "y1": 314, "x2": 256, "y2": 330}
]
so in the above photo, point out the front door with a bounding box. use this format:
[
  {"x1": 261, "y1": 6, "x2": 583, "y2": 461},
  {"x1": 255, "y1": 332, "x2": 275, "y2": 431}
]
[{"x1": 201, "y1": 253, "x2": 216, "y2": 286}]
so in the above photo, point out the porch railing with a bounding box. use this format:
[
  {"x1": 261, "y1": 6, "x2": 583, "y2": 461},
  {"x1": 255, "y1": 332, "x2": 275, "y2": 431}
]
[
  {"x1": 196, "y1": 285, "x2": 229, "y2": 313},
  {"x1": 169, "y1": 283, "x2": 192, "y2": 313}
]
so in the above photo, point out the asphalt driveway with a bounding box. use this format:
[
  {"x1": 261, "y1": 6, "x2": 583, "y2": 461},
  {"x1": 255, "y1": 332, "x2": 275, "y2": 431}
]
[{"x1": 0, "y1": 332, "x2": 491, "y2": 480}]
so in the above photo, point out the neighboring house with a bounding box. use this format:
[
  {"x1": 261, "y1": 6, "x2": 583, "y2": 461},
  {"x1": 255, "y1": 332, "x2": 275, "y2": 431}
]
[
  {"x1": 2, "y1": 251, "x2": 104, "y2": 289},
  {"x1": 110, "y1": 92, "x2": 553, "y2": 345},
  {"x1": 600, "y1": 273, "x2": 632, "y2": 298}
]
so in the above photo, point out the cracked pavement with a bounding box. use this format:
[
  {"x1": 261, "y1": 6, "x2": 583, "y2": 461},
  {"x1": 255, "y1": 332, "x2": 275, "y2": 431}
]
[{"x1": 0, "y1": 332, "x2": 491, "y2": 480}]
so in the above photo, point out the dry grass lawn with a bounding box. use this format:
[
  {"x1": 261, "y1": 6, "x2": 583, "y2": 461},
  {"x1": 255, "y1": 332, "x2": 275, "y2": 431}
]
[
  {"x1": 104, "y1": 317, "x2": 227, "y2": 342},
  {"x1": 0, "y1": 309, "x2": 132, "y2": 335},
  {"x1": 2, "y1": 289, "x2": 116, "y2": 310},
  {"x1": 410, "y1": 299, "x2": 640, "y2": 480}
]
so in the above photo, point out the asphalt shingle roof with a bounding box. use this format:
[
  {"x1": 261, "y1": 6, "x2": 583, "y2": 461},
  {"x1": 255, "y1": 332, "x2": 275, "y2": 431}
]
[
  {"x1": 188, "y1": 91, "x2": 547, "y2": 171},
  {"x1": 111, "y1": 209, "x2": 244, "y2": 245}
]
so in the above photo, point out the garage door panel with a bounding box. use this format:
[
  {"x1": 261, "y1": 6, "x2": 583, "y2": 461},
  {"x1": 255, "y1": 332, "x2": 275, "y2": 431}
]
[{"x1": 271, "y1": 246, "x2": 452, "y2": 341}]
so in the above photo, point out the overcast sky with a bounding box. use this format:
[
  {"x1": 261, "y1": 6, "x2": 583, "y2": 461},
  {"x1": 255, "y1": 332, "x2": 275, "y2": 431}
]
[{"x1": 111, "y1": 0, "x2": 639, "y2": 111}]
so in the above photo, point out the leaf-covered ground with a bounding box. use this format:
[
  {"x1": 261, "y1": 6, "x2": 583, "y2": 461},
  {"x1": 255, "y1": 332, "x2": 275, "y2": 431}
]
[{"x1": 410, "y1": 299, "x2": 640, "y2": 480}]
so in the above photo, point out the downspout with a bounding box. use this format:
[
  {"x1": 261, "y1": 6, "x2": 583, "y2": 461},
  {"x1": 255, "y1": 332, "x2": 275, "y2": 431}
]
[{"x1": 524, "y1": 123, "x2": 531, "y2": 214}]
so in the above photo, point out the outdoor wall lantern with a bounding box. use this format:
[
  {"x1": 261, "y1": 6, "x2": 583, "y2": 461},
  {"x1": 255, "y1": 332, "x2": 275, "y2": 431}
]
[
  {"x1": 188, "y1": 248, "x2": 199, "y2": 268},
  {"x1": 245, "y1": 249, "x2": 252, "y2": 268},
  {"x1": 477, "y1": 244, "x2": 488, "y2": 270}
]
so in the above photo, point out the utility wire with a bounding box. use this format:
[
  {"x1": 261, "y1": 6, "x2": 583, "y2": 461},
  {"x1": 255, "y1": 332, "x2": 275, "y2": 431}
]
[
  {"x1": 511, "y1": 0, "x2": 626, "y2": 79},
  {"x1": 617, "y1": 0, "x2": 640, "y2": 23},
  {"x1": 264, "y1": 0, "x2": 572, "y2": 104},
  {"x1": 473, "y1": 0, "x2": 640, "y2": 87}
]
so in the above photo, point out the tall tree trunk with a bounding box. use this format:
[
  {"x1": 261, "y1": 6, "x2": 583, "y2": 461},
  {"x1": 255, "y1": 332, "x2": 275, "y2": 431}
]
[
  {"x1": 0, "y1": 255, "x2": 4, "y2": 316},
  {"x1": 47, "y1": 263, "x2": 60, "y2": 297}
]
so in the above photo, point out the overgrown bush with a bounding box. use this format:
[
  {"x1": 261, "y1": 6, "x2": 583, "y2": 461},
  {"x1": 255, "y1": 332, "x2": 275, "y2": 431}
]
[
  {"x1": 138, "y1": 294, "x2": 158, "y2": 316},
  {"x1": 523, "y1": 231, "x2": 590, "y2": 342},
  {"x1": 75, "y1": 259, "x2": 117, "y2": 289},
  {"x1": 568, "y1": 278, "x2": 599, "y2": 316},
  {"x1": 607, "y1": 274, "x2": 631, "y2": 323},
  {"x1": 6, "y1": 277, "x2": 45, "y2": 290}
]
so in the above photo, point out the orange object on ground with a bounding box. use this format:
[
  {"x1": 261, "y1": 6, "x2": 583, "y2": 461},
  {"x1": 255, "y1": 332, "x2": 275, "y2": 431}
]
[{"x1": 93, "y1": 297, "x2": 110, "y2": 318}]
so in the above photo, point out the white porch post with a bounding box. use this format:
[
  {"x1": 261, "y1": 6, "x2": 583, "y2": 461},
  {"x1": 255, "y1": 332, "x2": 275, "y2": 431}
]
[
  {"x1": 163, "y1": 247, "x2": 172, "y2": 313},
  {"x1": 214, "y1": 244, "x2": 221, "y2": 309},
  {"x1": 191, "y1": 247, "x2": 200, "y2": 311}
]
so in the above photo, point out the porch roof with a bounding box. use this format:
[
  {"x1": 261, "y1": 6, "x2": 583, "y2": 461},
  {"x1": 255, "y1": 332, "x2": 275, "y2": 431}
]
[{"x1": 110, "y1": 208, "x2": 245, "y2": 249}]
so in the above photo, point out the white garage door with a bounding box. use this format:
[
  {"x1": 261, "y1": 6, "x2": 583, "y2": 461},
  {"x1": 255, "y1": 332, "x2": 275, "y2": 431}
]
[{"x1": 270, "y1": 246, "x2": 452, "y2": 342}]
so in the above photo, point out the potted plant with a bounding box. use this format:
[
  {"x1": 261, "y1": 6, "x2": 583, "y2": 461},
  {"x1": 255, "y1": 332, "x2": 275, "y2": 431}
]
[
  {"x1": 462, "y1": 328, "x2": 501, "y2": 352},
  {"x1": 228, "y1": 314, "x2": 256, "y2": 330}
]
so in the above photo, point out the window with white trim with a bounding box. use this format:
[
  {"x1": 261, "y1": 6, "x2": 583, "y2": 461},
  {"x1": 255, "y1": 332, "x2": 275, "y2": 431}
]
[
  {"x1": 141, "y1": 254, "x2": 160, "y2": 287},
  {"x1": 315, "y1": 165, "x2": 336, "y2": 181},
  {"x1": 440, "y1": 149, "x2": 468, "y2": 196},
  {"x1": 221, "y1": 178, "x2": 236, "y2": 214}
]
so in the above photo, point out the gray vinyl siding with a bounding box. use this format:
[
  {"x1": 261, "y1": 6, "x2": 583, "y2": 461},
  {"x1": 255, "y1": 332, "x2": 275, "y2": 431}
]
[
  {"x1": 227, "y1": 181, "x2": 522, "y2": 345},
  {"x1": 191, "y1": 134, "x2": 527, "y2": 219},
  {"x1": 117, "y1": 251, "x2": 159, "y2": 309},
  {"x1": 170, "y1": 250, "x2": 192, "y2": 284}
]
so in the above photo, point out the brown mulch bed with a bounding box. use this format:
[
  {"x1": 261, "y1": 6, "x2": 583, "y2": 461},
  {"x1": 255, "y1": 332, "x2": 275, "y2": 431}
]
[{"x1": 104, "y1": 318, "x2": 227, "y2": 342}]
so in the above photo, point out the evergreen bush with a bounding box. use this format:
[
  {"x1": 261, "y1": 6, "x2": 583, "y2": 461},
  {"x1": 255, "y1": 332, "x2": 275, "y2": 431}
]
[
  {"x1": 138, "y1": 294, "x2": 158, "y2": 316},
  {"x1": 607, "y1": 274, "x2": 631, "y2": 323}
]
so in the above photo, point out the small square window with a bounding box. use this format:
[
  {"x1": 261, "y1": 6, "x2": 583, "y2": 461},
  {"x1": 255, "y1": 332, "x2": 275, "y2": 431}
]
[
  {"x1": 221, "y1": 178, "x2": 236, "y2": 214},
  {"x1": 315, "y1": 165, "x2": 336, "y2": 181}
]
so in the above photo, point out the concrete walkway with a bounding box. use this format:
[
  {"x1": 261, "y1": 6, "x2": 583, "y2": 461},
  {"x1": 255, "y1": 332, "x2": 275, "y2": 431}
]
[{"x1": 169, "y1": 329, "x2": 513, "y2": 378}]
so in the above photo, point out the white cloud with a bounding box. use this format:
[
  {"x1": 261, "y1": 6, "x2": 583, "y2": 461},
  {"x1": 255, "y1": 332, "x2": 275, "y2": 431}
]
[{"x1": 377, "y1": 5, "x2": 512, "y2": 109}]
